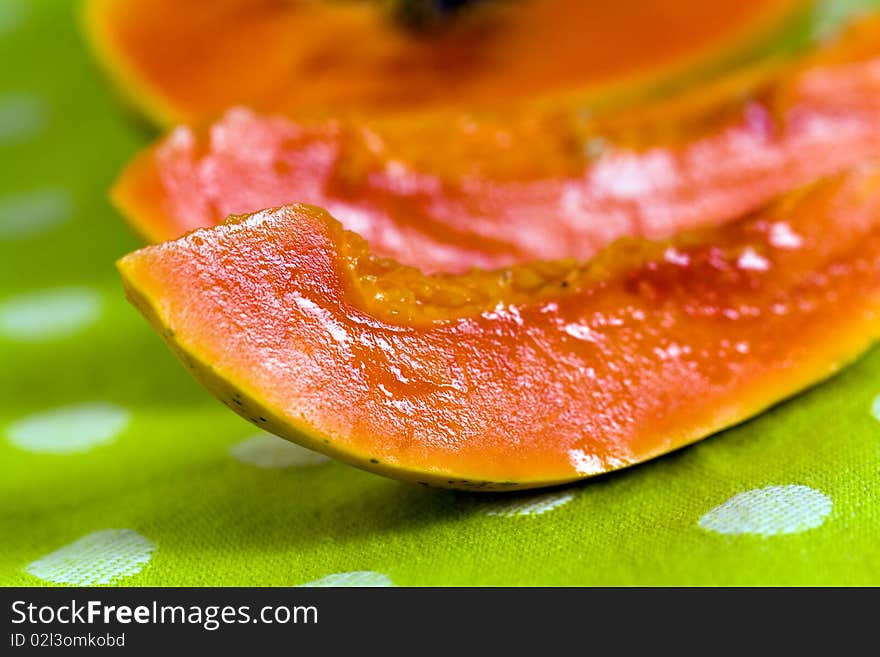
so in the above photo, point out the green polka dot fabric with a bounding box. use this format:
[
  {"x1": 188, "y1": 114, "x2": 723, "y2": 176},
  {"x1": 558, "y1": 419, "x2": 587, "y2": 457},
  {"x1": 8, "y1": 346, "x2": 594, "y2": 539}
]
[{"x1": 2, "y1": 0, "x2": 880, "y2": 587}]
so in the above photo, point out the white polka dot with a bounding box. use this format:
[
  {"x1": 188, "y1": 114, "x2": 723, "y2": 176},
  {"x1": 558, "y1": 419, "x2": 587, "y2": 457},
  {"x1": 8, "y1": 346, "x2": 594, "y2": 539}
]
[
  {"x1": 229, "y1": 434, "x2": 330, "y2": 469},
  {"x1": 299, "y1": 571, "x2": 393, "y2": 587},
  {"x1": 0, "y1": 0, "x2": 25, "y2": 37},
  {"x1": 870, "y1": 394, "x2": 880, "y2": 421},
  {"x1": 0, "y1": 94, "x2": 46, "y2": 144},
  {"x1": 476, "y1": 490, "x2": 575, "y2": 517},
  {"x1": 698, "y1": 485, "x2": 832, "y2": 537},
  {"x1": 0, "y1": 287, "x2": 101, "y2": 341},
  {"x1": 0, "y1": 188, "x2": 72, "y2": 240},
  {"x1": 6, "y1": 403, "x2": 129, "y2": 453},
  {"x1": 25, "y1": 529, "x2": 155, "y2": 585}
]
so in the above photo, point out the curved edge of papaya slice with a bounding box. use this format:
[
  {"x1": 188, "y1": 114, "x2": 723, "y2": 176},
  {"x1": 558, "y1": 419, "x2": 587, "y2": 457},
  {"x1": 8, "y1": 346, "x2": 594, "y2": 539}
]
[
  {"x1": 118, "y1": 165, "x2": 880, "y2": 490},
  {"x1": 111, "y1": 143, "x2": 177, "y2": 244},
  {"x1": 83, "y1": 0, "x2": 813, "y2": 128},
  {"x1": 82, "y1": 0, "x2": 185, "y2": 127}
]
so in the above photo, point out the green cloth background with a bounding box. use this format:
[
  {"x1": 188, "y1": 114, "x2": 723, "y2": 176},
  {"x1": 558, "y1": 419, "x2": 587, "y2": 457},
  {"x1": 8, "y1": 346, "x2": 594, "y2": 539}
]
[{"x1": 1, "y1": 0, "x2": 879, "y2": 587}]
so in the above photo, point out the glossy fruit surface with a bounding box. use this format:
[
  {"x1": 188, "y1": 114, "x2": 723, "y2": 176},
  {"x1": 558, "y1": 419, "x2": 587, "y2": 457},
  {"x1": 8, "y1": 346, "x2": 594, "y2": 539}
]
[
  {"x1": 118, "y1": 165, "x2": 880, "y2": 489},
  {"x1": 115, "y1": 16, "x2": 880, "y2": 273}
]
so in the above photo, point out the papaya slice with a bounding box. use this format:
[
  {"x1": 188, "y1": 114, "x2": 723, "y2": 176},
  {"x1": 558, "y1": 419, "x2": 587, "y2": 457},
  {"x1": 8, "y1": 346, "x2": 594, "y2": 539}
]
[
  {"x1": 118, "y1": 165, "x2": 880, "y2": 490},
  {"x1": 84, "y1": 0, "x2": 810, "y2": 127},
  {"x1": 115, "y1": 15, "x2": 880, "y2": 273}
]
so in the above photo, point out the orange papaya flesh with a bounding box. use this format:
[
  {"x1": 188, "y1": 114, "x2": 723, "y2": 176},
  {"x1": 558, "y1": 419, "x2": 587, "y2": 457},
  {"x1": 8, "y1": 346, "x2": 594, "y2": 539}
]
[
  {"x1": 115, "y1": 16, "x2": 880, "y2": 274},
  {"x1": 84, "y1": 0, "x2": 808, "y2": 127},
  {"x1": 118, "y1": 165, "x2": 880, "y2": 490}
]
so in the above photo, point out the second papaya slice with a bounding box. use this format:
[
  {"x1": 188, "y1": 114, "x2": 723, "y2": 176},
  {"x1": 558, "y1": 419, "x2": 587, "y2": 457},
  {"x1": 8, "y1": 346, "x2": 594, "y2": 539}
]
[
  {"x1": 118, "y1": 164, "x2": 880, "y2": 489},
  {"x1": 115, "y1": 15, "x2": 880, "y2": 273}
]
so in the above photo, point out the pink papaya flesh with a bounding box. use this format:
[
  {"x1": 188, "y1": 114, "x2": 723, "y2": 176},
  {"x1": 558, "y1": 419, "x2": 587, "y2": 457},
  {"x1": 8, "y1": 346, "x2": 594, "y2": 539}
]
[{"x1": 113, "y1": 16, "x2": 880, "y2": 273}]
